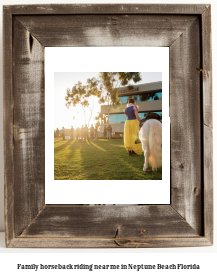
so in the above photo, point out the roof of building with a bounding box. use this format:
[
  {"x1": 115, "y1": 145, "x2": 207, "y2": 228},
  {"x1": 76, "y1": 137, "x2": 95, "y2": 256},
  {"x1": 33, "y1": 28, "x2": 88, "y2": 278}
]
[{"x1": 118, "y1": 81, "x2": 162, "y2": 96}]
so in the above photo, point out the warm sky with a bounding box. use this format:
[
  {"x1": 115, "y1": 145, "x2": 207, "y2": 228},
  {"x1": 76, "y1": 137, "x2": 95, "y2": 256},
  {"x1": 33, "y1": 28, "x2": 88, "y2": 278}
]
[{"x1": 54, "y1": 72, "x2": 162, "y2": 130}]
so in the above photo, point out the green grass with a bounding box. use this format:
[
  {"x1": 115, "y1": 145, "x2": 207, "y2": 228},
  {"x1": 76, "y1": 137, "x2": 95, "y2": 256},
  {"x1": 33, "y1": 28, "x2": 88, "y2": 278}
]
[{"x1": 54, "y1": 139, "x2": 162, "y2": 180}]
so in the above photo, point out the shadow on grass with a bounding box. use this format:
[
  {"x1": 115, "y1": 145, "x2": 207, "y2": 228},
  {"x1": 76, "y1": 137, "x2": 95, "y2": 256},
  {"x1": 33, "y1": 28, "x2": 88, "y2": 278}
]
[
  {"x1": 66, "y1": 142, "x2": 83, "y2": 159},
  {"x1": 54, "y1": 139, "x2": 162, "y2": 180},
  {"x1": 90, "y1": 141, "x2": 107, "y2": 152},
  {"x1": 78, "y1": 140, "x2": 142, "y2": 179},
  {"x1": 115, "y1": 156, "x2": 143, "y2": 175},
  {"x1": 54, "y1": 140, "x2": 75, "y2": 155}
]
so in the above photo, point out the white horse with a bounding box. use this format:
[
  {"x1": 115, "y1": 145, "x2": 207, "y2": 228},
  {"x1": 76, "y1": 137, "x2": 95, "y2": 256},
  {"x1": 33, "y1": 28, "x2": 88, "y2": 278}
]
[{"x1": 139, "y1": 119, "x2": 162, "y2": 171}]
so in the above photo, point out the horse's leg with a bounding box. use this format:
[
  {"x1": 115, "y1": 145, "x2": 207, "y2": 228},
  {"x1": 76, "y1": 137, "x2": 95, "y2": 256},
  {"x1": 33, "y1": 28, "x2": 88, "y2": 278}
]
[
  {"x1": 143, "y1": 148, "x2": 149, "y2": 171},
  {"x1": 140, "y1": 128, "x2": 149, "y2": 171}
]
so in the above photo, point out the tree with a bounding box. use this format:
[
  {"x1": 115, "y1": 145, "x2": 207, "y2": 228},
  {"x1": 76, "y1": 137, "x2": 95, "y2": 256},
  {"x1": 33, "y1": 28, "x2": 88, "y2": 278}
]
[
  {"x1": 97, "y1": 72, "x2": 142, "y2": 123},
  {"x1": 65, "y1": 72, "x2": 142, "y2": 126},
  {"x1": 94, "y1": 112, "x2": 108, "y2": 125},
  {"x1": 98, "y1": 72, "x2": 142, "y2": 105},
  {"x1": 65, "y1": 78, "x2": 101, "y2": 127},
  {"x1": 117, "y1": 72, "x2": 142, "y2": 86}
]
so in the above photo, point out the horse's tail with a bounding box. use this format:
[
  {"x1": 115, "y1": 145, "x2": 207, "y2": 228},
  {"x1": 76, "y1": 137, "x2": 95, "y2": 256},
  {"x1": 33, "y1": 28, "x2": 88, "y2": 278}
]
[{"x1": 148, "y1": 120, "x2": 162, "y2": 169}]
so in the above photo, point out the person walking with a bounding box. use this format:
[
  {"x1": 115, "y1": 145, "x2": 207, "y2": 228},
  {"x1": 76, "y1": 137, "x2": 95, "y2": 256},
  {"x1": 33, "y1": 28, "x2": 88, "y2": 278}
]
[
  {"x1": 55, "y1": 128, "x2": 59, "y2": 139},
  {"x1": 103, "y1": 125, "x2": 107, "y2": 139},
  {"x1": 90, "y1": 124, "x2": 94, "y2": 140},
  {"x1": 94, "y1": 125, "x2": 98, "y2": 139},
  {"x1": 80, "y1": 125, "x2": 84, "y2": 142},
  {"x1": 107, "y1": 125, "x2": 112, "y2": 139},
  {"x1": 70, "y1": 126, "x2": 74, "y2": 140},
  {"x1": 75, "y1": 127, "x2": 80, "y2": 141},
  {"x1": 62, "y1": 126, "x2": 65, "y2": 140},
  {"x1": 84, "y1": 124, "x2": 88, "y2": 141},
  {"x1": 124, "y1": 98, "x2": 142, "y2": 156}
]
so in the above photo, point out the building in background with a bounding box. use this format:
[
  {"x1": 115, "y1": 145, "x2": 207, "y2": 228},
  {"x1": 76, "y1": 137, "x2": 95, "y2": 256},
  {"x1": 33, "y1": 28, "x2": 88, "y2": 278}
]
[{"x1": 100, "y1": 81, "x2": 162, "y2": 136}]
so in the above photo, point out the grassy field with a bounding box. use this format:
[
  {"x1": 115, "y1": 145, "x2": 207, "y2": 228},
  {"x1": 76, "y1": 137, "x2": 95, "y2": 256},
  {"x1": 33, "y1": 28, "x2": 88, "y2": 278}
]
[{"x1": 54, "y1": 139, "x2": 162, "y2": 180}]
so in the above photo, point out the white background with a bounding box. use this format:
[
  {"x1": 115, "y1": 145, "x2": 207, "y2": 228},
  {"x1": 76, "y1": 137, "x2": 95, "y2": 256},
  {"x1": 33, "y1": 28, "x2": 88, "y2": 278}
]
[
  {"x1": 45, "y1": 47, "x2": 170, "y2": 204},
  {"x1": 0, "y1": 0, "x2": 216, "y2": 277}
]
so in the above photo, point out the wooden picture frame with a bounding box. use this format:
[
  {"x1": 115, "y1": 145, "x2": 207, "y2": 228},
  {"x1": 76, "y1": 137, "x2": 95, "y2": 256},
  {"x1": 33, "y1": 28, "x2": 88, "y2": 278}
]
[{"x1": 3, "y1": 4, "x2": 213, "y2": 248}]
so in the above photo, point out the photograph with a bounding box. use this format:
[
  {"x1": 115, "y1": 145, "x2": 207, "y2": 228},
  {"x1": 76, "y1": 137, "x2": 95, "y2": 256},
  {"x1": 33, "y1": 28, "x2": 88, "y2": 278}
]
[
  {"x1": 45, "y1": 47, "x2": 169, "y2": 205},
  {"x1": 54, "y1": 72, "x2": 162, "y2": 180},
  {"x1": 2, "y1": 2, "x2": 214, "y2": 262}
]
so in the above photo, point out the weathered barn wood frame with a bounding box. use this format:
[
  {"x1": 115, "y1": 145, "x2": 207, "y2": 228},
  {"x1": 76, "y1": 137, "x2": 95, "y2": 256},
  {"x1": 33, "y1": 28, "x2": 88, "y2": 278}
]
[{"x1": 3, "y1": 4, "x2": 212, "y2": 248}]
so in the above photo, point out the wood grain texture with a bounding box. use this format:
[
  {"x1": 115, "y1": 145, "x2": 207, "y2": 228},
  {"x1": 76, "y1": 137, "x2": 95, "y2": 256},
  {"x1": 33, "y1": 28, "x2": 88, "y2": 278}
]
[
  {"x1": 170, "y1": 17, "x2": 202, "y2": 234},
  {"x1": 4, "y1": 4, "x2": 207, "y2": 15},
  {"x1": 3, "y1": 7, "x2": 14, "y2": 247},
  {"x1": 201, "y1": 6, "x2": 213, "y2": 244},
  {"x1": 8, "y1": 237, "x2": 212, "y2": 248},
  {"x1": 12, "y1": 17, "x2": 45, "y2": 237},
  {"x1": 202, "y1": 6, "x2": 212, "y2": 129},
  {"x1": 20, "y1": 205, "x2": 199, "y2": 238},
  {"x1": 3, "y1": 4, "x2": 213, "y2": 248},
  {"x1": 203, "y1": 126, "x2": 213, "y2": 243},
  {"x1": 16, "y1": 15, "x2": 197, "y2": 47}
]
